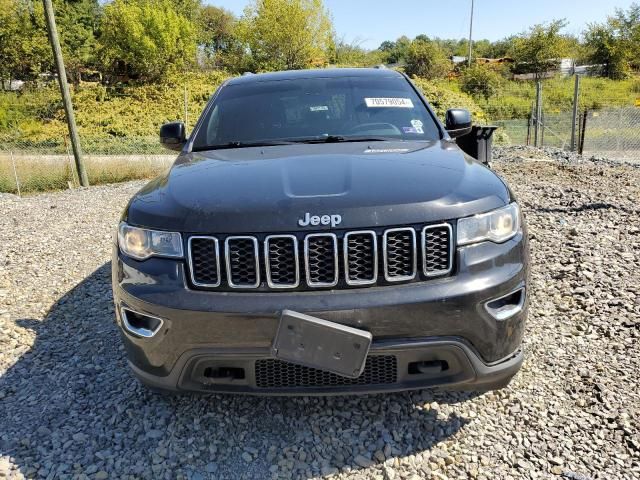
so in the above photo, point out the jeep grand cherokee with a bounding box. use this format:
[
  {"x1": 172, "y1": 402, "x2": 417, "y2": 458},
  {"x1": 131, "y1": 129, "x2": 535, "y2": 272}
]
[{"x1": 112, "y1": 68, "x2": 529, "y2": 395}]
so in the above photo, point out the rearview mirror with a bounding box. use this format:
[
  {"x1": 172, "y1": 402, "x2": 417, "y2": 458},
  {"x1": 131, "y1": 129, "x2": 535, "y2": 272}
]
[
  {"x1": 160, "y1": 122, "x2": 186, "y2": 151},
  {"x1": 445, "y1": 109, "x2": 472, "y2": 138}
]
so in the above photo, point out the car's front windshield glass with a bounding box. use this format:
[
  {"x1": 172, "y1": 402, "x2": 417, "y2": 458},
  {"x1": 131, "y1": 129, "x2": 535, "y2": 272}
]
[{"x1": 191, "y1": 75, "x2": 441, "y2": 150}]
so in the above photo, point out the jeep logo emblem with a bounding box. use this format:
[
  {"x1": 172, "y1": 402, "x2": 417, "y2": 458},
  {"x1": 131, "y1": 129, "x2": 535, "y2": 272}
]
[{"x1": 298, "y1": 212, "x2": 342, "y2": 228}]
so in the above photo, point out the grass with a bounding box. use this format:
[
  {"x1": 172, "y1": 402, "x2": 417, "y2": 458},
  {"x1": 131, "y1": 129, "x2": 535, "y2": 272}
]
[
  {"x1": 1, "y1": 70, "x2": 638, "y2": 193},
  {"x1": 475, "y1": 76, "x2": 639, "y2": 120},
  {"x1": 0, "y1": 153, "x2": 172, "y2": 194}
]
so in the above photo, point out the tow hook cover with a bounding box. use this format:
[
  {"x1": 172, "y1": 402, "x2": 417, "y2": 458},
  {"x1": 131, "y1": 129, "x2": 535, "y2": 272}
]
[{"x1": 272, "y1": 310, "x2": 372, "y2": 378}]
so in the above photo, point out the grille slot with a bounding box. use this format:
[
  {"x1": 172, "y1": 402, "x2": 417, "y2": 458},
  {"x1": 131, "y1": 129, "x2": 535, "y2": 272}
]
[
  {"x1": 383, "y1": 228, "x2": 417, "y2": 282},
  {"x1": 255, "y1": 355, "x2": 397, "y2": 389},
  {"x1": 265, "y1": 235, "x2": 299, "y2": 288},
  {"x1": 225, "y1": 236, "x2": 260, "y2": 288},
  {"x1": 305, "y1": 234, "x2": 338, "y2": 287},
  {"x1": 344, "y1": 231, "x2": 377, "y2": 285},
  {"x1": 422, "y1": 224, "x2": 453, "y2": 276},
  {"x1": 188, "y1": 224, "x2": 453, "y2": 290},
  {"x1": 188, "y1": 237, "x2": 221, "y2": 287}
]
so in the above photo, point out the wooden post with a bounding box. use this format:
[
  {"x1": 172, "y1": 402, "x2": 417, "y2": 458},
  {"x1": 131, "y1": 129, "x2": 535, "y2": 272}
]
[
  {"x1": 579, "y1": 110, "x2": 587, "y2": 155},
  {"x1": 10, "y1": 151, "x2": 21, "y2": 197},
  {"x1": 570, "y1": 75, "x2": 580, "y2": 151},
  {"x1": 534, "y1": 82, "x2": 542, "y2": 147},
  {"x1": 42, "y1": 0, "x2": 89, "y2": 187}
]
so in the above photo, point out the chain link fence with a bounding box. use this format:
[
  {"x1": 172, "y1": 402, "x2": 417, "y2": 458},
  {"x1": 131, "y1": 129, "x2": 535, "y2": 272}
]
[
  {"x1": 491, "y1": 109, "x2": 640, "y2": 162},
  {"x1": 1, "y1": 76, "x2": 639, "y2": 195},
  {"x1": 482, "y1": 76, "x2": 640, "y2": 162},
  {"x1": 0, "y1": 137, "x2": 174, "y2": 195}
]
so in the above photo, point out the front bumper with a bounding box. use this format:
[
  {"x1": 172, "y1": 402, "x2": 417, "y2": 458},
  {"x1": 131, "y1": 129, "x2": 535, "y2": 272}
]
[{"x1": 112, "y1": 232, "x2": 529, "y2": 394}]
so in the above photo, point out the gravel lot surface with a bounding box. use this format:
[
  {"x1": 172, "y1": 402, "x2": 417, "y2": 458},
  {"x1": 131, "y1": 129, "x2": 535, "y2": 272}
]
[{"x1": 0, "y1": 146, "x2": 639, "y2": 480}]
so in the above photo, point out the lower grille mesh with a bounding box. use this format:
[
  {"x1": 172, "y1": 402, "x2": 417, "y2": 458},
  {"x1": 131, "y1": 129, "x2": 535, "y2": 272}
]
[{"x1": 255, "y1": 356, "x2": 397, "y2": 388}]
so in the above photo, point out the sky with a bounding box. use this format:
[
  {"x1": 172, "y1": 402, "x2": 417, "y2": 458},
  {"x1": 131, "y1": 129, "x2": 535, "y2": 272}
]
[{"x1": 207, "y1": 0, "x2": 637, "y2": 49}]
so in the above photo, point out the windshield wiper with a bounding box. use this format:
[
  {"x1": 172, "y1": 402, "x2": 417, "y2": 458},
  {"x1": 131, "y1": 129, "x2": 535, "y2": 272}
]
[
  {"x1": 288, "y1": 135, "x2": 399, "y2": 144},
  {"x1": 192, "y1": 140, "x2": 297, "y2": 151}
]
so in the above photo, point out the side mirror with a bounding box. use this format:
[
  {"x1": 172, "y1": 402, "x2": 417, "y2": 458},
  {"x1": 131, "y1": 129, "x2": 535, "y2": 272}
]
[
  {"x1": 160, "y1": 122, "x2": 186, "y2": 151},
  {"x1": 445, "y1": 109, "x2": 472, "y2": 138}
]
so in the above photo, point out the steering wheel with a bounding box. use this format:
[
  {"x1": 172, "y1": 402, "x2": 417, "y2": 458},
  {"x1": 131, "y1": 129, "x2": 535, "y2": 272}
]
[{"x1": 347, "y1": 122, "x2": 401, "y2": 135}]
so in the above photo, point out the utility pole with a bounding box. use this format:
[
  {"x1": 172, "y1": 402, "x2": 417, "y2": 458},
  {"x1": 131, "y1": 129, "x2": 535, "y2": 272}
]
[
  {"x1": 42, "y1": 0, "x2": 89, "y2": 187},
  {"x1": 468, "y1": 0, "x2": 474, "y2": 66}
]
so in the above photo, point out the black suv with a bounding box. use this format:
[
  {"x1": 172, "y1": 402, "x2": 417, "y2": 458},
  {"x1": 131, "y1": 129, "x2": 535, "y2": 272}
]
[{"x1": 112, "y1": 68, "x2": 529, "y2": 395}]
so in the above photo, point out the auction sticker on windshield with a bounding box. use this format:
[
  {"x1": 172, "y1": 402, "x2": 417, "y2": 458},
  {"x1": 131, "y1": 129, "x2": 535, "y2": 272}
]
[{"x1": 365, "y1": 97, "x2": 414, "y2": 108}]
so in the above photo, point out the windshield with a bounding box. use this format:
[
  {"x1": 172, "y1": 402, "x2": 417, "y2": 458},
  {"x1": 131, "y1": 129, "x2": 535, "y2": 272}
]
[{"x1": 191, "y1": 75, "x2": 441, "y2": 150}]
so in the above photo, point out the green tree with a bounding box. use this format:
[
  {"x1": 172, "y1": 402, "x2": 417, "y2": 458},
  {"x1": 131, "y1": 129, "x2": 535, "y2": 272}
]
[
  {"x1": 99, "y1": 0, "x2": 197, "y2": 81},
  {"x1": 166, "y1": 0, "x2": 202, "y2": 22},
  {"x1": 331, "y1": 36, "x2": 382, "y2": 67},
  {"x1": 404, "y1": 38, "x2": 450, "y2": 79},
  {"x1": 0, "y1": 0, "x2": 53, "y2": 84},
  {"x1": 460, "y1": 64, "x2": 503, "y2": 99},
  {"x1": 238, "y1": 0, "x2": 334, "y2": 71},
  {"x1": 377, "y1": 35, "x2": 411, "y2": 64},
  {"x1": 198, "y1": 5, "x2": 244, "y2": 70},
  {"x1": 510, "y1": 20, "x2": 569, "y2": 80},
  {"x1": 53, "y1": 0, "x2": 102, "y2": 81},
  {"x1": 583, "y1": 3, "x2": 640, "y2": 79}
]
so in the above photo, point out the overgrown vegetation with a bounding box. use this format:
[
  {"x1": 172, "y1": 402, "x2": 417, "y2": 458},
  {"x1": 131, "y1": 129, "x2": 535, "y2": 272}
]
[
  {"x1": 2, "y1": 0, "x2": 639, "y2": 85},
  {"x1": 1, "y1": 0, "x2": 640, "y2": 194}
]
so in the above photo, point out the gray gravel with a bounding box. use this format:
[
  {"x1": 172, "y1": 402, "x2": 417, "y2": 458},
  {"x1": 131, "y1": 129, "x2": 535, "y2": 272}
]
[{"x1": 1, "y1": 146, "x2": 639, "y2": 479}]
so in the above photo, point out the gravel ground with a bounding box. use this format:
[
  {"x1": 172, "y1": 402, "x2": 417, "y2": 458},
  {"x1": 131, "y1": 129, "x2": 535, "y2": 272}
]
[{"x1": 0, "y1": 146, "x2": 639, "y2": 480}]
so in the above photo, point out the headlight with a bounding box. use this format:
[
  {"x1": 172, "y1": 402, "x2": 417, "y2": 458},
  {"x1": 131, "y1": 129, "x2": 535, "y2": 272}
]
[
  {"x1": 117, "y1": 222, "x2": 183, "y2": 260},
  {"x1": 457, "y1": 203, "x2": 520, "y2": 246}
]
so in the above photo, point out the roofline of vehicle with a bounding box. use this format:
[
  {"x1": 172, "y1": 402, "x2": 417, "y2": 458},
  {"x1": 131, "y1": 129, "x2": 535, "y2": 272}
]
[{"x1": 225, "y1": 67, "x2": 404, "y2": 85}]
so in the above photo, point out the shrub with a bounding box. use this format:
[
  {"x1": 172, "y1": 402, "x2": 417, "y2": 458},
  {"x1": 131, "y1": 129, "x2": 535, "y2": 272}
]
[
  {"x1": 460, "y1": 64, "x2": 503, "y2": 100},
  {"x1": 404, "y1": 40, "x2": 450, "y2": 80},
  {"x1": 411, "y1": 78, "x2": 488, "y2": 124}
]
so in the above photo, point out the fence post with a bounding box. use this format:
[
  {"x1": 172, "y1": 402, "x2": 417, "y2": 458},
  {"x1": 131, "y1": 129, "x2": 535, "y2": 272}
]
[
  {"x1": 184, "y1": 84, "x2": 189, "y2": 132},
  {"x1": 10, "y1": 150, "x2": 21, "y2": 197},
  {"x1": 570, "y1": 75, "x2": 580, "y2": 151},
  {"x1": 534, "y1": 81, "x2": 542, "y2": 147},
  {"x1": 579, "y1": 110, "x2": 587, "y2": 155},
  {"x1": 617, "y1": 108, "x2": 623, "y2": 153}
]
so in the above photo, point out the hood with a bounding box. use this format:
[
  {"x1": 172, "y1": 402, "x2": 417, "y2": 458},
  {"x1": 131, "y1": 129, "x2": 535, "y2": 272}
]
[{"x1": 126, "y1": 140, "x2": 511, "y2": 233}]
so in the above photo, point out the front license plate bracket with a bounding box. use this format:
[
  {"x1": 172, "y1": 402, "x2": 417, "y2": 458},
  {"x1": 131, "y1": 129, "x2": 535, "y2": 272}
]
[{"x1": 272, "y1": 310, "x2": 372, "y2": 379}]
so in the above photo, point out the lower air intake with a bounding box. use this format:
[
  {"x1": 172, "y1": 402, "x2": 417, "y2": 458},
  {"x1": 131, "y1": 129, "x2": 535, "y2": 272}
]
[{"x1": 255, "y1": 355, "x2": 397, "y2": 389}]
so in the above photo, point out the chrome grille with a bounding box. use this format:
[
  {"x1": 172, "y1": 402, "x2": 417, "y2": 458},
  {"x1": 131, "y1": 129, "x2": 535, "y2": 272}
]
[
  {"x1": 305, "y1": 234, "x2": 338, "y2": 287},
  {"x1": 188, "y1": 223, "x2": 452, "y2": 291},
  {"x1": 383, "y1": 228, "x2": 417, "y2": 282},
  {"x1": 225, "y1": 236, "x2": 260, "y2": 288},
  {"x1": 265, "y1": 235, "x2": 299, "y2": 288},
  {"x1": 188, "y1": 237, "x2": 221, "y2": 287},
  {"x1": 344, "y1": 231, "x2": 377, "y2": 285},
  {"x1": 255, "y1": 355, "x2": 397, "y2": 389},
  {"x1": 422, "y1": 224, "x2": 453, "y2": 276}
]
